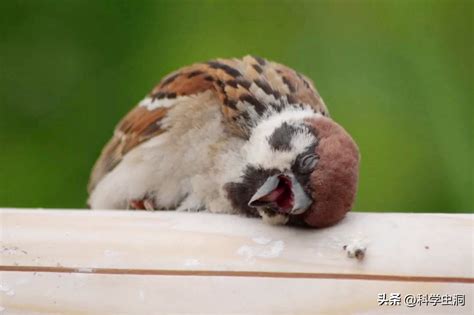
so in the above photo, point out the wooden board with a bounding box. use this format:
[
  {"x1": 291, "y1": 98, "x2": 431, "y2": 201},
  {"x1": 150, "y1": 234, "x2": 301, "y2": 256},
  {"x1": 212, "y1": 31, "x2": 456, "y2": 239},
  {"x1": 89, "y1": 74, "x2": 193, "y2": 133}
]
[
  {"x1": 0, "y1": 209, "x2": 473, "y2": 314},
  {"x1": 1, "y1": 272, "x2": 472, "y2": 315}
]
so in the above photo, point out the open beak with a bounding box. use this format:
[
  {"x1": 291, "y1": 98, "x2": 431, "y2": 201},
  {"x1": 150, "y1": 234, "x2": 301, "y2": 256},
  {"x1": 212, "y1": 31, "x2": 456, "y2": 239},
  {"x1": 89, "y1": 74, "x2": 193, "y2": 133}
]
[{"x1": 248, "y1": 173, "x2": 312, "y2": 215}]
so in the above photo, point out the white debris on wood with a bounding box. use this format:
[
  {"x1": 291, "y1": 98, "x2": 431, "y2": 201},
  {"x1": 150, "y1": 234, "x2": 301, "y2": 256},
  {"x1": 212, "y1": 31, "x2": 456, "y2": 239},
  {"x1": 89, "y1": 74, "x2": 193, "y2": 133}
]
[
  {"x1": 237, "y1": 240, "x2": 285, "y2": 260},
  {"x1": 252, "y1": 236, "x2": 272, "y2": 245},
  {"x1": 0, "y1": 283, "x2": 14, "y2": 296},
  {"x1": 1, "y1": 246, "x2": 27, "y2": 255},
  {"x1": 343, "y1": 239, "x2": 368, "y2": 261}
]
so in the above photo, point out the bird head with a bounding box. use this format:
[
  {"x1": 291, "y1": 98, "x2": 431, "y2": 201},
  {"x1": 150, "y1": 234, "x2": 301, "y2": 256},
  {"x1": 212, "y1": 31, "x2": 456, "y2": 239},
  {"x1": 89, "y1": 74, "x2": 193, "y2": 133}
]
[{"x1": 235, "y1": 108, "x2": 360, "y2": 227}]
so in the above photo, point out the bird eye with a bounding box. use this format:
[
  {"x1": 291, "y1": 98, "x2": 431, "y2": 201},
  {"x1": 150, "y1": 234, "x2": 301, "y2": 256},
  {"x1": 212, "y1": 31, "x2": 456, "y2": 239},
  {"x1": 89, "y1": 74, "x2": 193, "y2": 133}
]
[{"x1": 298, "y1": 154, "x2": 319, "y2": 173}]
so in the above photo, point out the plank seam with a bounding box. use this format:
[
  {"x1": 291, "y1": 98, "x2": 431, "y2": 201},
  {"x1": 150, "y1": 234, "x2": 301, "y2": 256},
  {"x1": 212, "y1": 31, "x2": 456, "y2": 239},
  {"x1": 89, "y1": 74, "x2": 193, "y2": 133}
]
[{"x1": 1, "y1": 266, "x2": 472, "y2": 284}]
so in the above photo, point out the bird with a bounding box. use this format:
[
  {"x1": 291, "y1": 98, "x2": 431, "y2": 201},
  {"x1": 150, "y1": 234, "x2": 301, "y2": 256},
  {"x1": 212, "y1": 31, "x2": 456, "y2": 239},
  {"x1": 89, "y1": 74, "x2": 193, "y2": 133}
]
[{"x1": 88, "y1": 55, "x2": 360, "y2": 227}]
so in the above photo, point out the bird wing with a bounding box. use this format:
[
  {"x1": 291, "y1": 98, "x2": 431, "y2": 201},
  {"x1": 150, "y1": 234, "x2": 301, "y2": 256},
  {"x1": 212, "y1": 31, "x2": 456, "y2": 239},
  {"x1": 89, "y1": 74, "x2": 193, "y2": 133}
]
[{"x1": 88, "y1": 56, "x2": 328, "y2": 193}]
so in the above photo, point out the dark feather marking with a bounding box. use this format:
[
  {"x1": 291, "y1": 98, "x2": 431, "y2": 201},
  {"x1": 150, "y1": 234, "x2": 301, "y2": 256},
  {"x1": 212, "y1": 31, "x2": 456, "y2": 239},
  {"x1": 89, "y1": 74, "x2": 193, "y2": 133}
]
[
  {"x1": 297, "y1": 72, "x2": 311, "y2": 88},
  {"x1": 268, "y1": 101, "x2": 284, "y2": 112},
  {"x1": 235, "y1": 77, "x2": 251, "y2": 89},
  {"x1": 153, "y1": 92, "x2": 166, "y2": 99},
  {"x1": 161, "y1": 73, "x2": 180, "y2": 87},
  {"x1": 252, "y1": 64, "x2": 263, "y2": 74},
  {"x1": 270, "y1": 104, "x2": 282, "y2": 113},
  {"x1": 226, "y1": 80, "x2": 238, "y2": 88},
  {"x1": 224, "y1": 97, "x2": 237, "y2": 109},
  {"x1": 204, "y1": 75, "x2": 214, "y2": 82},
  {"x1": 286, "y1": 94, "x2": 298, "y2": 104},
  {"x1": 254, "y1": 78, "x2": 281, "y2": 99},
  {"x1": 187, "y1": 70, "x2": 204, "y2": 78},
  {"x1": 207, "y1": 61, "x2": 241, "y2": 78},
  {"x1": 141, "y1": 121, "x2": 162, "y2": 137},
  {"x1": 224, "y1": 166, "x2": 280, "y2": 217},
  {"x1": 282, "y1": 76, "x2": 296, "y2": 92},
  {"x1": 216, "y1": 80, "x2": 227, "y2": 94},
  {"x1": 260, "y1": 207, "x2": 280, "y2": 218},
  {"x1": 252, "y1": 56, "x2": 266, "y2": 66},
  {"x1": 153, "y1": 91, "x2": 177, "y2": 100},
  {"x1": 268, "y1": 122, "x2": 300, "y2": 151},
  {"x1": 287, "y1": 214, "x2": 310, "y2": 227},
  {"x1": 239, "y1": 94, "x2": 266, "y2": 115},
  {"x1": 254, "y1": 79, "x2": 274, "y2": 96},
  {"x1": 217, "y1": 80, "x2": 225, "y2": 89},
  {"x1": 239, "y1": 111, "x2": 251, "y2": 122}
]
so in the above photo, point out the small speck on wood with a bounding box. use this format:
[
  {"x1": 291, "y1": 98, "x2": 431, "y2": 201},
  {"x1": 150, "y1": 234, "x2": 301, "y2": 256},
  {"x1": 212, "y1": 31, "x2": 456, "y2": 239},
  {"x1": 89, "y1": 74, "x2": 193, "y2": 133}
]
[
  {"x1": 343, "y1": 241, "x2": 367, "y2": 261},
  {"x1": 354, "y1": 249, "x2": 365, "y2": 261}
]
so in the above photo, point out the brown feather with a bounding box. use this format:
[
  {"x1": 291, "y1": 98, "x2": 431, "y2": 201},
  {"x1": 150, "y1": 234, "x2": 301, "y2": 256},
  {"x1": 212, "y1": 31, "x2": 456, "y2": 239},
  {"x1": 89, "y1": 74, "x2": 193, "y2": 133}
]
[
  {"x1": 88, "y1": 56, "x2": 329, "y2": 193},
  {"x1": 304, "y1": 117, "x2": 360, "y2": 227}
]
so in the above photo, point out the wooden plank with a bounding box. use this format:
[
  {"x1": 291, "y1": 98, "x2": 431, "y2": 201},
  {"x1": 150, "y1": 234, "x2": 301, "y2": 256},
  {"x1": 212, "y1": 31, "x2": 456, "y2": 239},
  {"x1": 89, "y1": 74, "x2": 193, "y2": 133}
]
[
  {"x1": 0, "y1": 209, "x2": 473, "y2": 314},
  {"x1": 0, "y1": 271, "x2": 472, "y2": 314},
  {"x1": 1, "y1": 209, "x2": 472, "y2": 279}
]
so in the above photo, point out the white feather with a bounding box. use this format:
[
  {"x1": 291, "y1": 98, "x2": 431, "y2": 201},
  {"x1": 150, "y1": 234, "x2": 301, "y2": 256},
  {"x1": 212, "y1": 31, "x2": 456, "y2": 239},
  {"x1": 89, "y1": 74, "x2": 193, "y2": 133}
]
[
  {"x1": 139, "y1": 95, "x2": 192, "y2": 111},
  {"x1": 89, "y1": 94, "x2": 322, "y2": 218}
]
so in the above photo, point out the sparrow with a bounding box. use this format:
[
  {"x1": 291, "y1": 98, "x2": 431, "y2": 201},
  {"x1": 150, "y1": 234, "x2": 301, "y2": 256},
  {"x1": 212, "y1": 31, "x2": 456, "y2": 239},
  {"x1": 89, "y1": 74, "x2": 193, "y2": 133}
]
[{"x1": 88, "y1": 55, "x2": 360, "y2": 227}]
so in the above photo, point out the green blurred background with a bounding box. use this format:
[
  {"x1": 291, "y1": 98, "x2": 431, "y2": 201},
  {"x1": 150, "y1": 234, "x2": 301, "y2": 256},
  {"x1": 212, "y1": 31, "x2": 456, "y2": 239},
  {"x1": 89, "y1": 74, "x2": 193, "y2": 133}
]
[{"x1": 0, "y1": 0, "x2": 472, "y2": 212}]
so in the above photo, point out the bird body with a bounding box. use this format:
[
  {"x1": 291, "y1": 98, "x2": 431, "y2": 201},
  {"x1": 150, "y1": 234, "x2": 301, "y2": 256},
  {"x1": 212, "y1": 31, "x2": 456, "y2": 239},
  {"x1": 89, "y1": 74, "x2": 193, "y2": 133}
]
[{"x1": 88, "y1": 56, "x2": 360, "y2": 227}]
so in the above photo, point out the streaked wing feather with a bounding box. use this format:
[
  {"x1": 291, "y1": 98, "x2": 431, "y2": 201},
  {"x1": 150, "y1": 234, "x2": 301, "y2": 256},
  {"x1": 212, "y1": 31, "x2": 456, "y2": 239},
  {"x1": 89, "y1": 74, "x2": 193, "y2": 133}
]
[{"x1": 88, "y1": 56, "x2": 328, "y2": 193}]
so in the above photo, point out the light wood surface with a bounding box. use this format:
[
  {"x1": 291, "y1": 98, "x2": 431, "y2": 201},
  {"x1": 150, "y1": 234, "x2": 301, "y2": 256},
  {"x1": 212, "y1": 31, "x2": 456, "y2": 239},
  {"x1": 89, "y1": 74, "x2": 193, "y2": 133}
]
[{"x1": 0, "y1": 209, "x2": 473, "y2": 314}]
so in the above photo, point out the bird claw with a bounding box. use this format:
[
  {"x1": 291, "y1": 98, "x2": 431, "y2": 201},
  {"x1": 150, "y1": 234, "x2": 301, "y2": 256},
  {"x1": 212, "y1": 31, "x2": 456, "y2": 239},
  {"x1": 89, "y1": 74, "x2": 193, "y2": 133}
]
[{"x1": 129, "y1": 197, "x2": 156, "y2": 211}]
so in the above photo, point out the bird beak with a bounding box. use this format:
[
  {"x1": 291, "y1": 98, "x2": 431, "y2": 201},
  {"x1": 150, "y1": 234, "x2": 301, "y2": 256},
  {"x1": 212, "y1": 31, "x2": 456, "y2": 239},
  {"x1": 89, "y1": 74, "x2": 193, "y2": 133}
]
[{"x1": 248, "y1": 173, "x2": 312, "y2": 215}]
